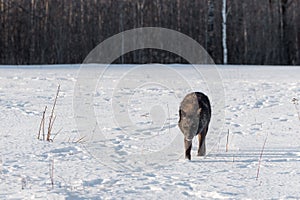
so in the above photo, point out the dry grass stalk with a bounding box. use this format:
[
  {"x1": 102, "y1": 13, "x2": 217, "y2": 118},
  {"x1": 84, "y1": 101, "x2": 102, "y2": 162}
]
[
  {"x1": 52, "y1": 127, "x2": 63, "y2": 142},
  {"x1": 226, "y1": 129, "x2": 230, "y2": 152},
  {"x1": 37, "y1": 106, "x2": 47, "y2": 140},
  {"x1": 47, "y1": 85, "x2": 60, "y2": 142},
  {"x1": 256, "y1": 133, "x2": 268, "y2": 181},
  {"x1": 167, "y1": 103, "x2": 171, "y2": 134},
  {"x1": 74, "y1": 135, "x2": 87, "y2": 143},
  {"x1": 0, "y1": 155, "x2": 2, "y2": 175}
]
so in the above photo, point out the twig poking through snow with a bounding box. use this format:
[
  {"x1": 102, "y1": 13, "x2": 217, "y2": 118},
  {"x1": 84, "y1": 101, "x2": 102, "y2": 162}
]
[
  {"x1": 21, "y1": 176, "x2": 26, "y2": 190},
  {"x1": 49, "y1": 158, "x2": 54, "y2": 189},
  {"x1": 256, "y1": 133, "x2": 268, "y2": 181}
]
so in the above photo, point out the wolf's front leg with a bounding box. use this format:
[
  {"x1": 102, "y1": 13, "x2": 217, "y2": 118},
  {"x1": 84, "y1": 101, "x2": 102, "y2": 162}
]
[{"x1": 184, "y1": 138, "x2": 192, "y2": 160}]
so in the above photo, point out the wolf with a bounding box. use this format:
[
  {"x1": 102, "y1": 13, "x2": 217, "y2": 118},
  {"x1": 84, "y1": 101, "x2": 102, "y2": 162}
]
[{"x1": 178, "y1": 92, "x2": 211, "y2": 160}]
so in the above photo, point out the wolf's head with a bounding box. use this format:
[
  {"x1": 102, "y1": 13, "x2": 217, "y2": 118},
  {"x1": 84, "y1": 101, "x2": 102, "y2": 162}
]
[{"x1": 178, "y1": 93, "x2": 201, "y2": 140}]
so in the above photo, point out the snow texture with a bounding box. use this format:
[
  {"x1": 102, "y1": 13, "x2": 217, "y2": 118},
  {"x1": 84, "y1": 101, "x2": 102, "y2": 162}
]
[{"x1": 0, "y1": 65, "x2": 299, "y2": 199}]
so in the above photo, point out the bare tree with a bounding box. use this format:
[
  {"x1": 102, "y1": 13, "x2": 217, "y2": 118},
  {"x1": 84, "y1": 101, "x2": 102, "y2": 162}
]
[{"x1": 222, "y1": 0, "x2": 227, "y2": 64}]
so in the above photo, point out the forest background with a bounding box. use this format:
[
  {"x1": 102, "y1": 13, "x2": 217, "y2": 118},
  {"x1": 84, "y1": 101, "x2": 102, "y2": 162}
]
[{"x1": 0, "y1": 0, "x2": 299, "y2": 65}]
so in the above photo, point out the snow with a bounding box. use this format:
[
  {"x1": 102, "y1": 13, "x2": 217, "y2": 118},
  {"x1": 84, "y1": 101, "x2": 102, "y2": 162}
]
[{"x1": 0, "y1": 65, "x2": 299, "y2": 199}]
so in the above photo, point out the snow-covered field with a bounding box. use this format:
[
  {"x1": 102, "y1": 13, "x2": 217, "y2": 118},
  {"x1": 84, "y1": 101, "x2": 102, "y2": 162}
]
[{"x1": 0, "y1": 65, "x2": 299, "y2": 199}]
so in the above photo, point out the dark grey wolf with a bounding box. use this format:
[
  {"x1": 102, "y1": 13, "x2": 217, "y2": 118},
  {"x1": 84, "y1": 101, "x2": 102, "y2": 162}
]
[{"x1": 178, "y1": 92, "x2": 211, "y2": 160}]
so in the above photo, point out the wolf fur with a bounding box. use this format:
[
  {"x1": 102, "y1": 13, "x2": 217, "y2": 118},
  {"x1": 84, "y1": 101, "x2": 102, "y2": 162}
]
[{"x1": 178, "y1": 92, "x2": 211, "y2": 160}]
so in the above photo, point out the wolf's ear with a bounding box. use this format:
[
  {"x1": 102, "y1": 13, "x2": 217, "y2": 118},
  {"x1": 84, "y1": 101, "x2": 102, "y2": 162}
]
[{"x1": 197, "y1": 108, "x2": 202, "y2": 115}]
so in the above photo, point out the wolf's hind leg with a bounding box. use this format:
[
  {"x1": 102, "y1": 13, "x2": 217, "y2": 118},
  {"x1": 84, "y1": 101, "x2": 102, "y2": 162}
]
[{"x1": 197, "y1": 127, "x2": 207, "y2": 156}]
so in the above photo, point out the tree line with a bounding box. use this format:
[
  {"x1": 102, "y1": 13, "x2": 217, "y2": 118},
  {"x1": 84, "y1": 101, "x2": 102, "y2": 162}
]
[{"x1": 0, "y1": 0, "x2": 299, "y2": 65}]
